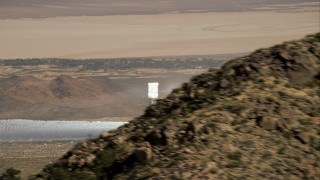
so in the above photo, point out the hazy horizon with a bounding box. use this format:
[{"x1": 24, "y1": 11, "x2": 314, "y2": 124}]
[{"x1": 0, "y1": 0, "x2": 319, "y2": 59}]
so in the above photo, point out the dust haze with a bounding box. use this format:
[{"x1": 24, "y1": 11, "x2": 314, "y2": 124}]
[{"x1": 0, "y1": 0, "x2": 319, "y2": 59}]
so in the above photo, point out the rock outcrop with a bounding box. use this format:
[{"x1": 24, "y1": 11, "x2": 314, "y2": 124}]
[{"x1": 35, "y1": 33, "x2": 320, "y2": 179}]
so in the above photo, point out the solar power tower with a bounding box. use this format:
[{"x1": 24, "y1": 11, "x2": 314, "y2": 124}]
[{"x1": 148, "y1": 82, "x2": 159, "y2": 105}]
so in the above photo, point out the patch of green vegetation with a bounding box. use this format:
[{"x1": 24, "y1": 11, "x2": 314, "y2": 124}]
[
  {"x1": 0, "y1": 168, "x2": 21, "y2": 180},
  {"x1": 71, "y1": 171, "x2": 95, "y2": 180},
  {"x1": 282, "y1": 131, "x2": 294, "y2": 139},
  {"x1": 265, "y1": 96, "x2": 275, "y2": 103},
  {"x1": 278, "y1": 91, "x2": 289, "y2": 98},
  {"x1": 209, "y1": 154, "x2": 216, "y2": 162},
  {"x1": 292, "y1": 156, "x2": 301, "y2": 163},
  {"x1": 1, "y1": 58, "x2": 227, "y2": 71},
  {"x1": 225, "y1": 160, "x2": 244, "y2": 168},
  {"x1": 43, "y1": 165, "x2": 71, "y2": 180},
  {"x1": 277, "y1": 147, "x2": 286, "y2": 154},
  {"x1": 209, "y1": 168, "x2": 217, "y2": 174},
  {"x1": 234, "y1": 126, "x2": 241, "y2": 132},
  {"x1": 220, "y1": 102, "x2": 245, "y2": 115},
  {"x1": 93, "y1": 148, "x2": 118, "y2": 178},
  {"x1": 303, "y1": 79, "x2": 318, "y2": 88},
  {"x1": 306, "y1": 33, "x2": 320, "y2": 42},
  {"x1": 129, "y1": 130, "x2": 145, "y2": 142},
  {"x1": 261, "y1": 151, "x2": 272, "y2": 159},
  {"x1": 7, "y1": 73, "x2": 17, "y2": 77},
  {"x1": 309, "y1": 136, "x2": 320, "y2": 151},
  {"x1": 298, "y1": 118, "x2": 313, "y2": 126},
  {"x1": 306, "y1": 107, "x2": 320, "y2": 117},
  {"x1": 231, "y1": 118, "x2": 248, "y2": 126},
  {"x1": 199, "y1": 123, "x2": 217, "y2": 134},
  {"x1": 227, "y1": 151, "x2": 242, "y2": 161}
]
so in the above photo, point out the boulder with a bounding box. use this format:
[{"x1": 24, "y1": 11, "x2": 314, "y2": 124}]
[
  {"x1": 220, "y1": 143, "x2": 236, "y2": 153},
  {"x1": 280, "y1": 50, "x2": 320, "y2": 84},
  {"x1": 85, "y1": 154, "x2": 96, "y2": 164},
  {"x1": 295, "y1": 132, "x2": 309, "y2": 144},
  {"x1": 78, "y1": 158, "x2": 85, "y2": 167},
  {"x1": 257, "y1": 117, "x2": 281, "y2": 130},
  {"x1": 134, "y1": 142, "x2": 152, "y2": 162},
  {"x1": 184, "y1": 148, "x2": 195, "y2": 154},
  {"x1": 220, "y1": 79, "x2": 230, "y2": 88},
  {"x1": 145, "y1": 130, "x2": 168, "y2": 146},
  {"x1": 68, "y1": 155, "x2": 77, "y2": 167},
  {"x1": 100, "y1": 131, "x2": 111, "y2": 139}
]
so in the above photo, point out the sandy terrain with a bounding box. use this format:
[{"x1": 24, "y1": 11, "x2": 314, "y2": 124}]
[
  {"x1": 0, "y1": 4, "x2": 319, "y2": 59},
  {"x1": 0, "y1": 0, "x2": 318, "y2": 19},
  {"x1": 0, "y1": 141, "x2": 78, "y2": 178}
]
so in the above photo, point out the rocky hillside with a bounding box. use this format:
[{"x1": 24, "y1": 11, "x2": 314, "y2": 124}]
[
  {"x1": 35, "y1": 34, "x2": 320, "y2": 179},
  {"x1": 0, "y1": 75, "x2": 143, "y2": 120}
]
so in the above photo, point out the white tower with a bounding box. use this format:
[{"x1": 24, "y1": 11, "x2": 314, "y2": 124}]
[{"x1": 148, "y1": 82, "x2": 159, "y2": 105}]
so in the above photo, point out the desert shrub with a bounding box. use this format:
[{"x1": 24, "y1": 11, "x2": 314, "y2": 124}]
[
  {"x1": 227, "y1": 151, "x2": 242, "y2": 161},
  {"x1": 89, "y1": 148, "x2": 118, "y2": 179},
  {"x1": 209, "y1": 168, "x2": 217, "y2": 174},
  {"x1": 234, "y1": 126, "x2": 241, "y2": 132},
  {"x1": 199, "y1": 123, "x2": 217, "y2": 134},
  {"x1": 309, "y1": 136, "x2": 320, "y2": 151},
  {"x1": 278, "y1": 91, "x2": 289, "y2": 98},
  {"x1": 305, "y1": 106, "x2": 320, "y2": 117},
  {"x1": 298, "y1": 118, "x2": 313, "y2": 125},
  {"x1": 71, "y1": 171, "x2": 95, "y2": 180},
  {"x1": 261, "y1": 151, "x2": 272, "y2": 159},
  {"x1": 220, "y1": 102, "x2": 245, "y2": 115},
  {"x1": 0, "y1": 168, "x2": 21, "y2": 180},
  {"x1": 44, "y1": 165, "x2": 70, "y2": 180},
  {"x1": 282, "y1": 131, "x2": 294, "y2": 139},
  {"x1": 207, "y1": 123, "x2": 217, "y2": 132},
  {"x1": 277, "y1": 147, "x2": 286, "y2": 154},
  {"x1": 94, "y1": 149, "x2": 117, "y2": 169},
  {"x1": 225, "y1": 161, "x2": 244, "y2": 168}
]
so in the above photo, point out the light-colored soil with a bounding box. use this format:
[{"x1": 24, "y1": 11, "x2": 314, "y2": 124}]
[
  {"x1": 0, "y1": 4, "x2": 318, "y2": 59},
  {"x1": 0, "y1": 0, "x2": 318, "y2": 19},
  {"x1": 0, "y1": 141, "x2": 78, "y2": 179}
]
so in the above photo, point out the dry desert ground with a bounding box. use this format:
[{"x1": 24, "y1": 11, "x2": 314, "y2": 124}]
[{"x1": 0, "y1": 2, "x2": 319, "y2": 59}]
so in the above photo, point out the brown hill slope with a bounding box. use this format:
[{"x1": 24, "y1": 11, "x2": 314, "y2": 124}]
[
  {"x1": 36, "y1": 34, "x2": 320, "y2": 179},
  {"x1": 0, "y1": 75, "x2": 143, "y2": 120}
]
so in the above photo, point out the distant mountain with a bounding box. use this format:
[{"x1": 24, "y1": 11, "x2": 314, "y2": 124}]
[
  {"x1": 0, "y1": 75, "x2": 143, "y2": 120},
  {"x1": 36, "y1": 34, "x2": 319, "y2": 179}
]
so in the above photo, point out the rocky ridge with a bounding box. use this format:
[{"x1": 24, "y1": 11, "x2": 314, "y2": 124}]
[{"x1": 36, "y1": 34, "x2": 320, "y2": 179}]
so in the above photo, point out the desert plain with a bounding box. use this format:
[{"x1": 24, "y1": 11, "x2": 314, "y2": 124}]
[{"x1": 0, "y1": 1, "x2": 319, "y2": 59}]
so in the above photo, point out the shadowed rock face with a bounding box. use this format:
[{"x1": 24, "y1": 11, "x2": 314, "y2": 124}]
[
  {"x1": 51, "y1": 75, "x2": 74, "y2": 99},
  {"x1": 36, "y1": 34, "x2": 320, "y2": 179}
]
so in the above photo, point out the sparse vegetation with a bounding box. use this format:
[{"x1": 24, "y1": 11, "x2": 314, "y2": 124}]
[
  {"x1": 227, "y1": 151, "x2": 242, "y2": 161},
  {"x1": 30, "y1": 33, "x2": 320, "y2": 179},
  {"x1": 0, "y1": 168, "x2": 22, "y2": 180},
  {"x1": 0, "y1": 58, "x2": 226, "y2": 71}
]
